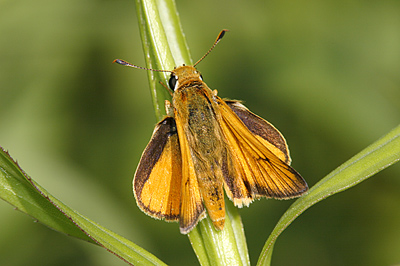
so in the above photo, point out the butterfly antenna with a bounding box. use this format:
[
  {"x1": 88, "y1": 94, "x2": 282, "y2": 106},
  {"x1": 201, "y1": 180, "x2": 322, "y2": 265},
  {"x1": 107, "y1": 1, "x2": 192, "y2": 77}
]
[
  {"x1": 113, "y1": 59, "x2": 172, "y2": 73},
  {"x1": 193, "y1": 29, "x2": 229, "y2": 67}
]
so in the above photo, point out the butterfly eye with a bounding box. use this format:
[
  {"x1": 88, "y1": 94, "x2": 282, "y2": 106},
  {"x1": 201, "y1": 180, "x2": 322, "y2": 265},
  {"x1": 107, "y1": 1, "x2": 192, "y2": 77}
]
[
  {"x1": 199, "y1": 74, "x2": 203, "y2": 81},
  {"x1": 169, "y1": 74, "x2": 178, "y2": 90}
]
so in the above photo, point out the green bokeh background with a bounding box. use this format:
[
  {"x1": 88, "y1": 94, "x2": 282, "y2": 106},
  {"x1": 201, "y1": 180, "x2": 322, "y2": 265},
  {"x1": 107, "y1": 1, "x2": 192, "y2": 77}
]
[{"x1": 1, "y1": 1, "x2": 399, "y2": 265}]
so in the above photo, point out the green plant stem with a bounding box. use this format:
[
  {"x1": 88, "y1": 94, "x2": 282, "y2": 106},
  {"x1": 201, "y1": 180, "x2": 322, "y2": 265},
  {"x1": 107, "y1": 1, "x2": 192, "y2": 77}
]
[
  {"x1": 135, "y1": 0, "x2": 192, "y2": 120},
  {"x1": 188, "y1": 201, "x2": 250, "y2": 266},
  {"x1": 135, "y1": 0, "x2": 250, "y2": 265}
]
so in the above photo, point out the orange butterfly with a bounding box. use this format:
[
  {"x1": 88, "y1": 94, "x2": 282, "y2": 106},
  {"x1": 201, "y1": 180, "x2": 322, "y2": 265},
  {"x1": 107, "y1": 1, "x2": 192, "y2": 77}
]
[{"x1": 114, "y1": 30, "x2": 308, "y2": 234}]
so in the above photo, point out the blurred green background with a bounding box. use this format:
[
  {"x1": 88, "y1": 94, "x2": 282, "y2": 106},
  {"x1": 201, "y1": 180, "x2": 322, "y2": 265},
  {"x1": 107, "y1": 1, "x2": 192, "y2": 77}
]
[{"x1": 1, "y1": 0, "x2": 399, "y2": 265}]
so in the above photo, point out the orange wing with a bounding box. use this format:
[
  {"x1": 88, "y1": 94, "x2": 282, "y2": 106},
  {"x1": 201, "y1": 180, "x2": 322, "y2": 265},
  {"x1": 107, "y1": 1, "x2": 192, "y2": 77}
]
[
  {"x1": 216, "y1": 98, "x2": 308, "y2": 207},
  {"x1": 133, "y1": 116, "x2": 206, "y2": 234},
  {"x1": 174, "y1": 111, "x2": 206, "y2": 234},
  {"x1": 133, "y1": 117, "x2": 182, "y2": 221},
  {"x1": 224, "y1": 100, "x2": 291, "y2": 164}
]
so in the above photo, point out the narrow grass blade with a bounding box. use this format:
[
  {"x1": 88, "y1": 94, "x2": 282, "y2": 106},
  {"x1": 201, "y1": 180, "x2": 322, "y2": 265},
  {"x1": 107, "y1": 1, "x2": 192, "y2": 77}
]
[
  {"x1": 257, "y1": 124, "x2": 400, "y2": 266},
  {"x1": 0, "y1": 148, "x2": 166, "y2": 266}
]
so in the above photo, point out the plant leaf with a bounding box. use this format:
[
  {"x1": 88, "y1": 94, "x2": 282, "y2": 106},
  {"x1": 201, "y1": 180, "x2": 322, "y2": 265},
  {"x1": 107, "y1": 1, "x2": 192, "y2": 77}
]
[
  {"x1": 0, "y1": 147, "x2": 166, "y2": 266},
  {"x1": 0, "y1": 148, "x2": 93, "y2": 242},
  {"x1": 257, "y1": 124, "x2": 400, "y2": 266}
]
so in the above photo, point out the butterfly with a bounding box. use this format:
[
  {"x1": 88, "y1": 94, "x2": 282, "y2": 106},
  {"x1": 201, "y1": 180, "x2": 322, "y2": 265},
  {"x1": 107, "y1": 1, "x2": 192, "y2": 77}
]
[{"x1": 114, "y1": 30, "x2": 308, "y2": 234}]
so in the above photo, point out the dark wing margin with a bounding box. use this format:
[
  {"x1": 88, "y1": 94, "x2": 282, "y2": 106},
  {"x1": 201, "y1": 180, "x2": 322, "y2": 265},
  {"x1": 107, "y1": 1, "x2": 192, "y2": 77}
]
[{"x1": 224, "y1": 100, "x2": 291, "y2": 164}]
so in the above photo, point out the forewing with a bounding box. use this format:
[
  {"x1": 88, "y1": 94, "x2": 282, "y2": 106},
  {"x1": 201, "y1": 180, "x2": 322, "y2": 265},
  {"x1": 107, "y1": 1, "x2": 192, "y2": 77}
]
[
  {"x1": 216, "y1": 98, "x2": 308, "y2": 206},
  {"x1": 133, "y1": 117, "x2": 182, "y2": 221}
]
